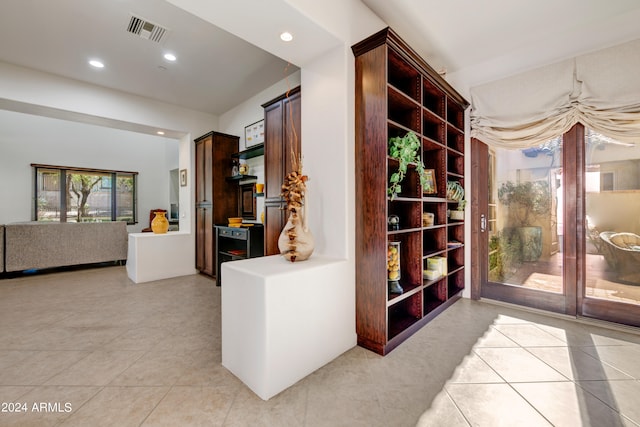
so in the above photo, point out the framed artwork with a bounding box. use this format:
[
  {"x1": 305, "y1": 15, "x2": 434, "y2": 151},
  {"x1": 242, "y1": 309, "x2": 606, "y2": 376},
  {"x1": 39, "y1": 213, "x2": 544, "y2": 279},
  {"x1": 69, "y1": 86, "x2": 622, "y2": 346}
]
[
  {"x1": 179, "y1": 169, "x2": 187, "y2": 187},
  {"x1": 244, "y1": 119, "x2": 265, "y2": 148},
  {"x1": 423, "y1": 169, "x2": 437, "y2": 194}
]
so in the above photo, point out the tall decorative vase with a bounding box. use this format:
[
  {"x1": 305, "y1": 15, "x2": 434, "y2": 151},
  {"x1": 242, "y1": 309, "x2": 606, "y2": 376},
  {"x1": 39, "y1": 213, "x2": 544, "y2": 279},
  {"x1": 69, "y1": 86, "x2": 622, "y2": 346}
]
[
  {"x1": 278, "y1": 177, "x2": 314, "y2": 262},
  {"x1": 151, "y1": 211, "x2": 169, "y2": 234}
]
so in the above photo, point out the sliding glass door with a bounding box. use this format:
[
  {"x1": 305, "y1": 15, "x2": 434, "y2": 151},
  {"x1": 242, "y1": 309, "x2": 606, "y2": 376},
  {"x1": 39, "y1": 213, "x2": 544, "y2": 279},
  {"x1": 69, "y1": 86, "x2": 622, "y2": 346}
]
[
  {"x1": 473, "y1": 124, "x2": 640, "y2": 327},
  {"x1": 476, "y1": 133, "x2": 569, "y2": 314},
  {"x1": 581, "y1": 128, "x2": 640, "y2": 325}
]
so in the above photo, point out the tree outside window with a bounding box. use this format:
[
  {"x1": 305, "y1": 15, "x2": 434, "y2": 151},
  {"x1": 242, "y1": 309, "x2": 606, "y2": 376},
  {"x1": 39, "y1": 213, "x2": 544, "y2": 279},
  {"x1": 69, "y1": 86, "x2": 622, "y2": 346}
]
[{"x1": 34, "y1": 165, "x2": 137, "y2": 224}]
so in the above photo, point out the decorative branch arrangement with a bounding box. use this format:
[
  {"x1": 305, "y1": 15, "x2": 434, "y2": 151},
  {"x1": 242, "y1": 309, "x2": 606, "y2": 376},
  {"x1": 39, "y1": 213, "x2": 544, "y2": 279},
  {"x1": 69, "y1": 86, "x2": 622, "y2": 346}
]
[
  {"x1": 280, "y1": 164, "x2": 309, "y2": 262},
  {"x1": 277, "y1": 63, "x2": 314, "y2": 262}
]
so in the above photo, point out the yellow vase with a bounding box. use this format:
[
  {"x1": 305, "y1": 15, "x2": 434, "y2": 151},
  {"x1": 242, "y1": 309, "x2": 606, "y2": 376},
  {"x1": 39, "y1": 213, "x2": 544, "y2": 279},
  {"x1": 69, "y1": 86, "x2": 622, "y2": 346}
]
[{"x1": 151, "y1": 211, "x2": 169, "y2": 234}]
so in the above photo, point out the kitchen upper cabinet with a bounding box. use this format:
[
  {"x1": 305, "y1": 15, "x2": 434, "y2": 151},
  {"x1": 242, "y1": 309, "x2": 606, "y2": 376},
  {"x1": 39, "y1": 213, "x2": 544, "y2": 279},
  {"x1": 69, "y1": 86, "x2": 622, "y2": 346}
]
[
  {"x1": 262, "y1": 86, "x2": 301, "y2": 256},
  {"x1": 194, "y1": 131, "x2": 239, "y2": 277}
]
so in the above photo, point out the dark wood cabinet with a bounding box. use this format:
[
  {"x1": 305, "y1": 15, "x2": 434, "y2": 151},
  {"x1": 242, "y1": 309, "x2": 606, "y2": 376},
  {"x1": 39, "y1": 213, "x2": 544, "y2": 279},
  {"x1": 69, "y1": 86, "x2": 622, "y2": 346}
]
[
  {"x1": 262, "y1": 86, "x2": 301, "y2": 256},
  {"x1": 194, "y1": 131, "x2": 239, "y2": 277},
  {"x1": 353, "y1": 28, "x2": 469, "y2": 355}
]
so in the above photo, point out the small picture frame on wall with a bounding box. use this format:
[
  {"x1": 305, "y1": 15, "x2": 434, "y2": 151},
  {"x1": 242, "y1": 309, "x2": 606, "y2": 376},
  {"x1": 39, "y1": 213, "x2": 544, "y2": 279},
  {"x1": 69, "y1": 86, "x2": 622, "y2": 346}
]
[
  {"x1": 180, "y1": 169, "x2": 187, "y2": 187},
  {"x1": 244, "y1": 119, "x2": 265, "y2": 148},
  {"x1": 423, "y1": 169, "x2": 437, "y2": 194}
]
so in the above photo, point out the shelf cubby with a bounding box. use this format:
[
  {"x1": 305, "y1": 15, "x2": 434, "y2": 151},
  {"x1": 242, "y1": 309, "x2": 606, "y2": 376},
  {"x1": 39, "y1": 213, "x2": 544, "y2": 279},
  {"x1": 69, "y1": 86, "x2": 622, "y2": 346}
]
[
  {"x1": 388, "y1": 87, "x2": 421, "y2": 132},
  {"x1": 423, "y1": 109, "x2": 445, "y2": 144},
  {"x1": 448, "y1": 223, "x2": 465, "y2": 245},
  {"x1": 423, "y1": 202, "x2": 446, "y2": 227},
  {"x1": 423, "y1": 279, "x2": 447, "y2": 313},
  {"x1": 447, "y1": 268, "x2": 465, "y2": 298},
  {"x1": 390, "y1": 232, "x2": 423, "y2": 288},
  {"x1": 423, "y1": 227, "x2": 446, "y2": 254},
  {"x1": 423, "y1": 80, "x2": 445, "y2": 118},
  {"x1": 447, "y1": 151, "x2": 464, "y2": 176},
  {"x1": 447, "y1": 246, "x2": 465, "y2": 273},
  {"x1": 388, "y1": 292, "x2": 422, "y2": 340},
  {"x1": 388, "y1": 199, "x2": 422, "y2": 231},
  {"x1": 447, "y1": 125, "x2": 464, "y2": 154},
  {"x1": 388, "y1": 49, "x2": 421, "y2": 102},
  {"x1": 447, "y1": 98, "x2": 465, "y2": 130},
  {"x1": 388, "y1": 158, "x2": 422, "y2": 199}
]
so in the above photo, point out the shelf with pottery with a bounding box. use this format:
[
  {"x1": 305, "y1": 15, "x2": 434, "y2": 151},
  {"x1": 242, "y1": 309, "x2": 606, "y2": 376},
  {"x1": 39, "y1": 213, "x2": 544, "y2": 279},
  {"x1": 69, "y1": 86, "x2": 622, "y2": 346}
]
[
  {"x1": 353, "y1": 27, "x2": 469, "y2": 355},
  {"x1": 228, "y1": 145, "x2": 264, "y2": 183}
]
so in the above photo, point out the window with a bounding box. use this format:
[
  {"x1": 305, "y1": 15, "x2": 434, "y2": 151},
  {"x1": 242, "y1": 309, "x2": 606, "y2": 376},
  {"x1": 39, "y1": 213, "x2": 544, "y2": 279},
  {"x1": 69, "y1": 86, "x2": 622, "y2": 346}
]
[
  {"x1": 601, "y1": 172, "x2": 614, "y2": 191},
  {"x1": 33, "y1": 164, "x2": 137, "y2": 224}
]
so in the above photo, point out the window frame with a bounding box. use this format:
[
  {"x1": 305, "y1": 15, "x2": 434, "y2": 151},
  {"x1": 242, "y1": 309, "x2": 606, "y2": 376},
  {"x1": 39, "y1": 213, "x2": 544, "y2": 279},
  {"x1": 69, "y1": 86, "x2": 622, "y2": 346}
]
[{"x1": 32, "y1": 164, "x2": 138, "y2": 224}]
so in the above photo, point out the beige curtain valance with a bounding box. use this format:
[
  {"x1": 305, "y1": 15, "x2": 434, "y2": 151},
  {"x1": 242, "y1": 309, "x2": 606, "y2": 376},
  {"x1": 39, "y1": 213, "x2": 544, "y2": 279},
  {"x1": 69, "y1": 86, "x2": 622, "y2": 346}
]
[{"x1": 470, "y1": 38, "x2": 640, "y2": 148}]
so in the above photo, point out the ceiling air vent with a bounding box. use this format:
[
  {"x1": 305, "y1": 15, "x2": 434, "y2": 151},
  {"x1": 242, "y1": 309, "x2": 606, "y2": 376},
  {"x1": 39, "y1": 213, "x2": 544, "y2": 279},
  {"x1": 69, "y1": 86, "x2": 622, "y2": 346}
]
[{"x1": 126, "y1": 14, "x2": 168, "y2": 43}]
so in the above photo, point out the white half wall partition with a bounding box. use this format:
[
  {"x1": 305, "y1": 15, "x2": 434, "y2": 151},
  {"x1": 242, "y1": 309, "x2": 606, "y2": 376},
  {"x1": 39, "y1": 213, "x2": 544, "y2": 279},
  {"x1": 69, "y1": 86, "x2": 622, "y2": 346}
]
[
  {"x1": 127, "y1": 232, "x2": 195, "y2": 283},
  {"x1": 221, "y1": 255, "x2": 354, "y2": 400}
]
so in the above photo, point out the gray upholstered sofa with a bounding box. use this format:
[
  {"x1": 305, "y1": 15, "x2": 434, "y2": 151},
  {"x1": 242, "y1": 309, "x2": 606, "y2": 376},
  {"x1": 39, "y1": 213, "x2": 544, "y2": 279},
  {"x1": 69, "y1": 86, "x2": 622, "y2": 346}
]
[
  {"x1": 0, "y1": 225, "x2": 4, "y2": 272},
  {"x1": 2, "y1": 221, "x2": 128, "y2": 273}
]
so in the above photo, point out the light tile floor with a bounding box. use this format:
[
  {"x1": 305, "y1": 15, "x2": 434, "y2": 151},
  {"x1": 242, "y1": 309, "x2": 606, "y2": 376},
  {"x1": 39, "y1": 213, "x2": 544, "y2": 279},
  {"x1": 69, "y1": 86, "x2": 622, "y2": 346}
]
[{"x1": 1, "y1": 266, "x2": 640, "y2": 426}]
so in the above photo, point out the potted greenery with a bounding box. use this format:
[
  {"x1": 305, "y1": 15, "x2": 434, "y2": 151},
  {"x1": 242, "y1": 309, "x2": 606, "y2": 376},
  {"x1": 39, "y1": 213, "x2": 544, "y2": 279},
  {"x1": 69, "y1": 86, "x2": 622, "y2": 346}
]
[
  {"x1": 450, "y1": 199, "x2": 466, "y2": 220},
  {"x1": 447, "y1": 181, "x2": 465, "y2": 220},
  {"x1": 497, "y1": 180, "x2": 551, "y2": 261},
  {"x1": 388, "y1": 131, "x2": 429, "y2": 200}
]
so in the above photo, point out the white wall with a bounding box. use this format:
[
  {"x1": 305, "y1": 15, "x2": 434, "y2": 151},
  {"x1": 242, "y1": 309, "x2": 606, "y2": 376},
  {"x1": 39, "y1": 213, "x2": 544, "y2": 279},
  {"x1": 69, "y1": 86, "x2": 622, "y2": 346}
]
[
  {"x1": 189, "y1": 0, "x2": 384, "y2": 258},
  {"x1": 219, "y1": 71, "x2": 301, "y2": 150},
  {"x1": 0, "y1": 60, "x2": 221, "y2": 274},
  {"x1": 0, "y1": 110, "x2": 178, "y2": 232},
  {"x1": 0, "y1": 59, "x2": 220, "y2": 233},
  {"x1": 218, "y1": 71, "x2": 302, "y2": 224}
]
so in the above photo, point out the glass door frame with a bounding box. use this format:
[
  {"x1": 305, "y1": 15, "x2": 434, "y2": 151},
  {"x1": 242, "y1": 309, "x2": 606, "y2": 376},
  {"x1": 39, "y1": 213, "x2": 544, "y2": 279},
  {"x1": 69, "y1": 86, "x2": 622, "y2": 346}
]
[
  {"x1": 472, "y1": 123, "x2": 640, "y2": 327},
  {"x1": 471, "y1": 133, "x2": 574, "y2": 315}
]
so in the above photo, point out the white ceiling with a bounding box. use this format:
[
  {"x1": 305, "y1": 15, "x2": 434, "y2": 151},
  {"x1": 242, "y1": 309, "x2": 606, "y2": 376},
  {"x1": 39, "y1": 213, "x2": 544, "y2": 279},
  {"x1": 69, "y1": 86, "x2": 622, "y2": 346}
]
[
  {"x1": 362, "y1": 0, "x2": 640, "y2": 89},
  {"x1": 0, "y1": 0, "x2": 298, "y2": 116},
  {"x1": 1, "y1": 0, "x2": 640, "y2": 117}
]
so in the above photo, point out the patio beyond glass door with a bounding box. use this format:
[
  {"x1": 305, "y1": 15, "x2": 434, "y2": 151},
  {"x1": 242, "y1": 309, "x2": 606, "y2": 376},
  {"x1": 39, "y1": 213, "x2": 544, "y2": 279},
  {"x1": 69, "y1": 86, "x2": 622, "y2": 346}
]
[
  {"x1": 474, "y1": 125, "x2": 640, "y2": 327},
  {"x1": 581, "y1": 128, "x2": 640, "y2": 325},
  {"x1": 480, "y1": 137, "x2": 570, "y2": 314}
]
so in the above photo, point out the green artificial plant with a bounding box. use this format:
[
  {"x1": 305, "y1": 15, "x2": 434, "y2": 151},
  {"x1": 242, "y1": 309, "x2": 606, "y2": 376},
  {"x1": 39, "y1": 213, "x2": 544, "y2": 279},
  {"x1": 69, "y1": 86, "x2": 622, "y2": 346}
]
[{"x1": 388, "y1": 131, "x2": 428, "y2": 200}]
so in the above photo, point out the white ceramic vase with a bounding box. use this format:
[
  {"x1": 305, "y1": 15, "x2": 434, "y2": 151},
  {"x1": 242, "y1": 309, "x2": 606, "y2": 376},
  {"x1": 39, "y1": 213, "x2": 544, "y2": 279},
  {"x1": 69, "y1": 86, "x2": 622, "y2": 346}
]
[{"x1": 278, "y1": 185, "x2": 314, "y2": 262}]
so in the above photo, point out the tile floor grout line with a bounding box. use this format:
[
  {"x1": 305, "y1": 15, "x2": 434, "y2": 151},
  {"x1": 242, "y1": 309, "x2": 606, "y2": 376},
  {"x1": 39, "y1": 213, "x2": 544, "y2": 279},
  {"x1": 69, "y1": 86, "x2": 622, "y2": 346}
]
[
  {"x1": 51, "y1": 384, "x2": 105, "y2": 427},
  {"x1": 441, "y1": 387, "x2": 473, "y2": 427},
  {"x1": 136, "y1": 384, "x2": 173, "y2": 427}
]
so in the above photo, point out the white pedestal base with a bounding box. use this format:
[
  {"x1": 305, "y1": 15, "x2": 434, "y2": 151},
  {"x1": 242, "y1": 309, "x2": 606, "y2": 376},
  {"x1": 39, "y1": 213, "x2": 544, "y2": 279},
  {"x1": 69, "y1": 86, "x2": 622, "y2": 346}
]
[
  {"x1": 221, "y1": 255, "x2": 356, "y2": 400},
  {"x1": 126, "y1": 231, "x2": 196, "y2": 283}
]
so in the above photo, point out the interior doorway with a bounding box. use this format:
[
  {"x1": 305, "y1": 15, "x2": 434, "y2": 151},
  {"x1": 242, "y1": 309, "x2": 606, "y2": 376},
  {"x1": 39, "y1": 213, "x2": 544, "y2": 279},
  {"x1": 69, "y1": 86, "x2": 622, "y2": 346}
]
[{"x1": 472, "y1": 123, "x2": 640, "y2": 327}]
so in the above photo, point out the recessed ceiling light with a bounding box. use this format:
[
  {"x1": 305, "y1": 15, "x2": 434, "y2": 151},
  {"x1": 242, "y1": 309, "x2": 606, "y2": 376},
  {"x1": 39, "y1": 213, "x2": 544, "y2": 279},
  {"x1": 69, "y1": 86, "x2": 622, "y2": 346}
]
[
  {"x1": 164, "y1": 53, "x2": 176, "y2": 61},
  {"x1": 89, "y1": 60, "x2": 104, "y2": 68},
  {"x1": 156, "y1": 131, "x2": 165, "y2": 135},
  {"x1": 280, "y1": 32, "x2": 293, "y2": 42}
]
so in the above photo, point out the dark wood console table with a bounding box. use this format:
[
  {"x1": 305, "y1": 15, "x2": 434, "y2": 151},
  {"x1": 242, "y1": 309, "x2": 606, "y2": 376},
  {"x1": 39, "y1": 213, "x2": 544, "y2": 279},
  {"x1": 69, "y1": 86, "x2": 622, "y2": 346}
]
[{"x1": 215, "y1": 224, "x2": 264, "y2": 286}]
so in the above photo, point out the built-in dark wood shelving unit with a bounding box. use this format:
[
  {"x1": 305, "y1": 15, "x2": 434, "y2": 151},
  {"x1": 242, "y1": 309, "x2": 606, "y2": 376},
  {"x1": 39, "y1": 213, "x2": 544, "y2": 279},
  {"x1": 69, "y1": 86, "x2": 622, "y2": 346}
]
[{"x1": 353, "y1": 27, "x2": 469, "y2": 355}]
